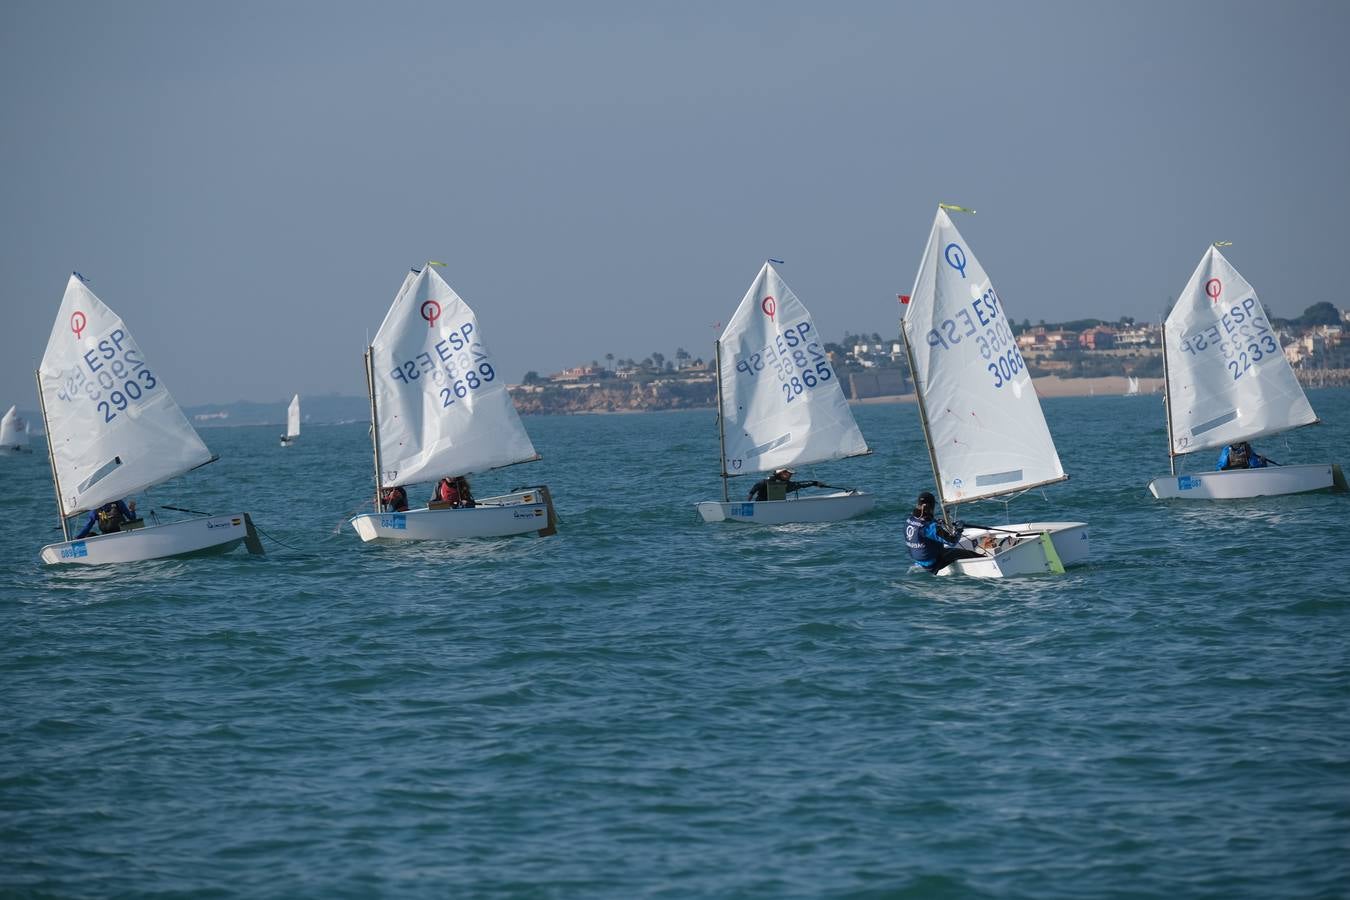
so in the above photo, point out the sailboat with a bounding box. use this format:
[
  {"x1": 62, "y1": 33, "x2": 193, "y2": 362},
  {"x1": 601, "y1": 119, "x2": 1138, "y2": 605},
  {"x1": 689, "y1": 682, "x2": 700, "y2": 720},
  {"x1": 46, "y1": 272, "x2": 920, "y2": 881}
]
[
  {"x1": 36, "y1": 273, "x2": 263, "y2": 565},
  {"x1": 1125, "y1": 376, "x2": 1141, "y2": 396},
  {"x1": 1, "y1": 405, "x2": 33, "y2": 454},
  {"x1": 280, "y1": 394, "x2": 300, "y2": 446},
  {"x1": 900, "y1": 207, "x2": 1089, "y2": 577},
  {"x1": 696, "y1": 261, "x2": 874, "y2": 524},
  {"x1": 1147, "y1": 245, "x2": 1345, "y2": 499},
  {"x1": 349, "y1": 264, "x2": 558, "y2": 542}
]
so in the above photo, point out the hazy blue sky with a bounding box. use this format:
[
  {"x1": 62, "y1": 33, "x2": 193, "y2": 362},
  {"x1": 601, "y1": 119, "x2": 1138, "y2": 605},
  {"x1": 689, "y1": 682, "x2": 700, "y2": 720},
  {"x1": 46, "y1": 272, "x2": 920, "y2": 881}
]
[{"x1": 3, "y1": 1, "x2": 1347, "y2": 407}]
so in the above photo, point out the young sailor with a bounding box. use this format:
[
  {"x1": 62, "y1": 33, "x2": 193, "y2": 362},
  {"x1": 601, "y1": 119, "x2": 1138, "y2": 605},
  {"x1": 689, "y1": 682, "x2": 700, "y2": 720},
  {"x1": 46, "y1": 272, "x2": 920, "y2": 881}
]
[
  {"x1": 746, "y1": 468, "x2": 820, "y2": 502},
  {"x1": 74, "y1": 499, "x2": 139, "y2": 539},
  {"x1": 1216, "y1": 441, "x2": 1271, "y2": 470},
  {"x1": 905, "y1": 491, "x2": 981, "y2": 574}
]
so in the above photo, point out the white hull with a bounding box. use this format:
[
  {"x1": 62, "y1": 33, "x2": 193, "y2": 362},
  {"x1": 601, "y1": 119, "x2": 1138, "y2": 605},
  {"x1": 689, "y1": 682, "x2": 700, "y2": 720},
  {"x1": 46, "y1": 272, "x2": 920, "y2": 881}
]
[
  {"x1": 1148, "y1": 463, "x2": 1346, "y2": 500},
  {"x1": 280, "y1": 437, "x2": 296, "y2": 447},
  {"x1": 351, "y1": 487, "x2": 558, "y2": 543},
  {"x1": 932, "y1": 522, "x2": 1090, "y2": 579},
  {"x1": 40, "y1": 513, "x2": 263, "y2": 565},
  {"x1": 696, "y1": 491, "x2": 875, "y2": 524}
]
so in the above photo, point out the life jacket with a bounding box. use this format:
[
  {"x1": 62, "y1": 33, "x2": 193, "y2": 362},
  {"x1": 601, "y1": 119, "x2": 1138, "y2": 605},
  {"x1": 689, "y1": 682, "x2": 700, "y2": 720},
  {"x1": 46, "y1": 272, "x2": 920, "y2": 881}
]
[
  {"x1": 96, "y1": 503, "x2": 124, "y2": 533},
  {"x1": 905, "y1": 513, "x2": 940, "y2": 565},
  {"x1": 437, "y1": 479, "x2": 459, "y2": 504}
]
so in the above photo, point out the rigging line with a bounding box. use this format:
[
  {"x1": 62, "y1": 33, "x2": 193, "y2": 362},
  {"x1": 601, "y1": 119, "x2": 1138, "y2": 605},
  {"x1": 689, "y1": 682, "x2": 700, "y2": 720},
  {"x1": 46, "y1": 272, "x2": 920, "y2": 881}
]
[{"x1": 250, "y1": 522, "x2": 306, "y2": 553}]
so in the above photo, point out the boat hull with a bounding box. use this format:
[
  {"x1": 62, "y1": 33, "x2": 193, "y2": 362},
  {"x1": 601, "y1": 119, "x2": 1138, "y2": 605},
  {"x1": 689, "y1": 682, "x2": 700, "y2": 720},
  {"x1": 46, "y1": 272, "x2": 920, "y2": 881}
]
[
  {"x1": 696, "y1": 491, "x2": 875, "y2": 524},
  {"x1": 1147, "y1": 463, "x2": 1345, "y2": 500},
  {"x1": 931, "y1": 522, "x2": 1090, "y2": 579},
  {"x1": 350, "y1": 487, "x2": 558, "y2": 543},
  {"x1": 40, "y1": 513, "x2": 263, "y2": 565}
]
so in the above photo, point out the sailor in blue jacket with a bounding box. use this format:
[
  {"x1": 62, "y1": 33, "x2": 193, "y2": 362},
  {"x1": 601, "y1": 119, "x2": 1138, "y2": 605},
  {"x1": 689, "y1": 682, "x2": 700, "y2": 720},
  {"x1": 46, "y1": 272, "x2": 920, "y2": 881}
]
[
  {"x1": 905, "y1": 491, "x2": 982, "y2": 574},
  {"x1": 74, "y1": 499, "x2": 138, "y2": 539},
  {"x1": 1216, "y1": 441, "x2": 1269, "y2": 471}
]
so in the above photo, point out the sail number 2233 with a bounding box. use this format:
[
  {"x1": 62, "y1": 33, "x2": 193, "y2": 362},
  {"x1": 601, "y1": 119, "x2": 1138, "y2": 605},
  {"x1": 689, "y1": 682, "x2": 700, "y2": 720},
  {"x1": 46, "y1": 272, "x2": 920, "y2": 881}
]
[{"x1": 1176, "y1": 297, "x2": 1278, "y2": 382}]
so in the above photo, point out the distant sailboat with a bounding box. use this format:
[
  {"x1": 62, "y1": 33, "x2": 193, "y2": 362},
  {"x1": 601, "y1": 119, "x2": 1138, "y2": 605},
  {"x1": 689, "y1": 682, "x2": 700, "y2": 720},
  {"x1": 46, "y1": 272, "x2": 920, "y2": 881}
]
[
  {"x1": 36, "y1": 273, "x2": 263, "y2": 565},
  {"x1": 349, "y1": 264, "x2": 557, "y2": 542},
  {"x1": 1125, "y1": 376, "x2": 1140, "y2": 396},
  {"x1": 0, "y1": 405, "x2": 33, "y2": 454},
  {"x1": 1147, "y1": 246, "x2": 1345, "y2": 499},
  {"x1": 696, "y1": 261, "x2": 874, "y2": 524},
  {"x1": 900, "y1": 207, "x2": 1089, "y2": 577},
  {"x1": 280, "y1": 394, "x2": 300, "y2": 446}
]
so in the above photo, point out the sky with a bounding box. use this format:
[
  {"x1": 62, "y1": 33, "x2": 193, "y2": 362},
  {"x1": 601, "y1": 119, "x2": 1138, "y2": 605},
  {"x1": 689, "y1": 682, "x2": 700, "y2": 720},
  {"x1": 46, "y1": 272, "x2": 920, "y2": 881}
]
[{"x1": 3, "y1": 0, "x2": 1348, "y2": 407}]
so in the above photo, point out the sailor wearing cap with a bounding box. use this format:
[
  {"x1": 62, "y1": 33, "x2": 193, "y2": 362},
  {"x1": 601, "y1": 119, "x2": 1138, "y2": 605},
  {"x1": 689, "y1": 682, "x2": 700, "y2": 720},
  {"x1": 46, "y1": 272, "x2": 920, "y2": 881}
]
[{"x1": 746, "y1": 467, "x2": 820, "y2": 502}]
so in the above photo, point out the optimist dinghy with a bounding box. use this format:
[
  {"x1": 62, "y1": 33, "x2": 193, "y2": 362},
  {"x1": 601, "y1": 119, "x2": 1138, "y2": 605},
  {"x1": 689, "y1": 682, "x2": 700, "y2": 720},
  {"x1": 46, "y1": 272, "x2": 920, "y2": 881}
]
[
  {"x1": 900, "y1": 207, "x2": 1089, "y2": 577},
  {"x1": 0, "y1": 405, "x2": 33, "y2": 454},
  {"x1": 36, "y1": 273, "x2": 263, "y2": 565},
  {"x1": 695, "y1": 261, "x2": 874, "y2": 524},
  {"x1": 1147, "y1": 245, "x2": 1345, "y2": 500},
  {"x1": 280, "y1": 394, "x2": 300, "y2": 447},
  {"x1": 349, "y1": 264, "x2": 557, "y2": 543}
]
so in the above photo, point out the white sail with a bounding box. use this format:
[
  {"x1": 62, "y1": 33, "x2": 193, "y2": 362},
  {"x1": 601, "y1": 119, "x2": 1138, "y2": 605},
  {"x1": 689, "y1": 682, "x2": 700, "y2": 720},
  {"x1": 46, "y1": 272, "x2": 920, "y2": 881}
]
[
  {"x1": 717, "y1": 262, "x2": 868, "y2": 475},
  {"x1": 38, "y1": 274, "x2": 212, "y2": 516},
  {"x1": 286, "y1": 394, "x2": 301, "y2": 439},
  {"x1": 1164, "y1": 246, "x2": 1316, "y2": 455},
  {"x1": 902, "y1": 209, "x2": 1066, "y2": 505},
  {"x1": 1127, "y1": 376, "x2": 1140, "y2": 395},
  {"x1": 370, "y1": 266, "x2": 537, "y2": 487},
  {"x1": 1, "y1": 405, "x2": 27, "y2": 448}
]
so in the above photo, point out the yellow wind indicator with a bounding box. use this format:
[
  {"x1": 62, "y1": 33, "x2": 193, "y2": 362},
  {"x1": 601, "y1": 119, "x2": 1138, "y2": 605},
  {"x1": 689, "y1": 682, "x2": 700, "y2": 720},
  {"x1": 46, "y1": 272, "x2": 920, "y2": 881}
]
[
  {"x1": 1212, "y1": 241, "x2": 1233, "y2": 248},
  {"x1": 939, "y1": 203, "x2": 976, "y2": 214}
]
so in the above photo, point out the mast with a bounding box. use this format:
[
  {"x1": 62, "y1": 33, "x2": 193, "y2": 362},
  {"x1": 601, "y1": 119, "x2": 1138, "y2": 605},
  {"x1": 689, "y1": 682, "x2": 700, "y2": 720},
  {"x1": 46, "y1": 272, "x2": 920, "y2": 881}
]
[
  {"x1": 899, "y1": 322, "x2": 948, "y2": 524},
  {"x1": 35, "y1": 368, "x2": 70, "y2": 542},
  {"x1": 714, "y1": 339, "x2": 729, "y2": 502},
  {"x1": 364, "y1": 347, "x2": 384, "y2": 509},
  {"x1": 1160, "y1": 313, "x2": 1177, "y2": 476}
]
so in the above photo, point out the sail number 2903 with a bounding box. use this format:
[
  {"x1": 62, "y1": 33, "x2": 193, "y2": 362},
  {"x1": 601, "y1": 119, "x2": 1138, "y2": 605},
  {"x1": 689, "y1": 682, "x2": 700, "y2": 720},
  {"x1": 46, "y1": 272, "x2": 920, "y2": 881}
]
[{"x1": 53, "y1": 327, "x2": 161, "y2": 425}]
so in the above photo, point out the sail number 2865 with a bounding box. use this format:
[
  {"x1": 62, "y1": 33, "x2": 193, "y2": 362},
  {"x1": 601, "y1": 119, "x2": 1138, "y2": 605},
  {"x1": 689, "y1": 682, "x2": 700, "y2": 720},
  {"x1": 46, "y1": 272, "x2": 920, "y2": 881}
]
[{"x1": 733, "y1": 324, "x2": 835, "y2": 405}]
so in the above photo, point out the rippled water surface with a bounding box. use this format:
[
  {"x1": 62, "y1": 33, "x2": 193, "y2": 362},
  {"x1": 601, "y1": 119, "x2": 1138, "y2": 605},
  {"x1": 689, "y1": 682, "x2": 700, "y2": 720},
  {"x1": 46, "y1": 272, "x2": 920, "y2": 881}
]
[{"x1": 4, "y1": 391, "x2": 1349, "y2": 898}]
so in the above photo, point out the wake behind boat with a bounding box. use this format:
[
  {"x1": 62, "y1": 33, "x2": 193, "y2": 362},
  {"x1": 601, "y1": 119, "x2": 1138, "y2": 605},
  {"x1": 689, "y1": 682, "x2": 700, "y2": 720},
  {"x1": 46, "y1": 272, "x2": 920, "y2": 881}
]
[
  {"x1": 695, "y1": 261, "x2": 874, "y2": 524},
  {"x1": 1147, "y1": 245, "x2": 1345, "y2": 500},
  {"x1": 900, "y1": 207, "x2": 1089, "y2": 577},
  {"x1": 36, "y1": 273, "x2": 262, "y2": 565},
  {"x1": 349, "y1": 264, "x2": 557, "y2": 543}
]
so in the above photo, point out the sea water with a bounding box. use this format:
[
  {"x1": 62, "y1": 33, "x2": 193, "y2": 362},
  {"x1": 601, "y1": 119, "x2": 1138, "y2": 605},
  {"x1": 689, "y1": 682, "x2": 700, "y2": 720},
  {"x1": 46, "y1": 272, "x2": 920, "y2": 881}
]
[{"x1": 3, "y1": 391, "x2": 1348, "y2": 898}]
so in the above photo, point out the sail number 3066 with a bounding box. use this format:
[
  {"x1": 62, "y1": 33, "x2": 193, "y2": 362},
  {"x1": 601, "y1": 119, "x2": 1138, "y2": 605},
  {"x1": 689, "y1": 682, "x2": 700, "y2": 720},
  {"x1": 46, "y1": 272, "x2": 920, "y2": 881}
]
[{"x1": 924, "y1": 288, "x2": 1027, "y2": 390}]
